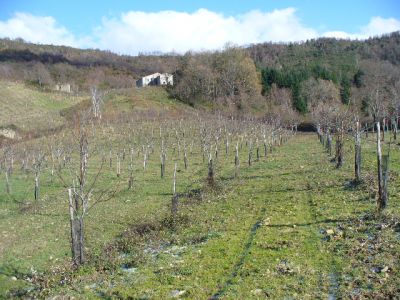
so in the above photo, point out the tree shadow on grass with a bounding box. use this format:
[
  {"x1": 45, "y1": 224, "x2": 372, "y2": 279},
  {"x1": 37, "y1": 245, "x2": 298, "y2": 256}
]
[
  {"x1": 0, "y1": 264, "x2": 40, "y2": 298},
  {"x1": 343, "y1": 178, "x2": 364, "y2": 191},
  {"x1": 263, "y1": 217, "x2": 352, "y2": 229},
  {"x1": 210, "y1": 208, "x2": 266, "y2": 299}
]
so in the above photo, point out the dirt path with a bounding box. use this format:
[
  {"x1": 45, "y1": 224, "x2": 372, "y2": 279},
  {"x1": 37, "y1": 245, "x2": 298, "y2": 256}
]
[{"x1": 208, "y1": 134, "x2": 344, "y2": 299}]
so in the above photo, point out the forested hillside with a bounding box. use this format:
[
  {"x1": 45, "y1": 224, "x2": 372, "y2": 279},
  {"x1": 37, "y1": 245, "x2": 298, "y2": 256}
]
[
  {"x1": 248, "y1": 31, "x2": 400, "y2": 116},
  {"x1": 0, "y1": 38, "x2": 180, "y2": 91},
  {"x1": 1, "y1": 32, "x2": 399, "y2": 120}
]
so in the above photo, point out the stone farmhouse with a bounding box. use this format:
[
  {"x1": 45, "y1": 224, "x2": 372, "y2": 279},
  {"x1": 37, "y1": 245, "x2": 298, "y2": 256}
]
[
  {"x1": 54, "y1": 83, "x2": 71, "y2": 93},
  {"x1": 136, "y1": 73, "x2": 173, "y2": 87}
]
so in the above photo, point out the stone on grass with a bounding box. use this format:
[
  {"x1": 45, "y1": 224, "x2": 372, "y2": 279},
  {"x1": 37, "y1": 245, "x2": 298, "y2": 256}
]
[
  {"x1": 170, "y1": 289, "x2": 186, "y2": 298},
  {"x1": 326, "y1": 229, "x2": 335, "y2": 235},
  {"x1": 252, "y1": 288, "x2": 263, "y2": 295}
]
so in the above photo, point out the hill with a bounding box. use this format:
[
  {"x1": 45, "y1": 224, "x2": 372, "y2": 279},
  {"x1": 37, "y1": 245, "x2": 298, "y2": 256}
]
[
  {"x1": 0, "y1": 32, "x2": 399, "y2": 120},
  {"x1": 247, "y1": 32, "x2": 400, "y2": 114},
  {"x1": 0, "y1": 38, "x2": 180, "y2": 91},
  {"x1": 0, "y1": 33, "x2": 399, "y2": 300},
  {"x1": 0, "y1": 79, "x2": 194, "y2": 145},
  {"x1": 0, "y1": 81, "x2": 85, "y2": 132}
]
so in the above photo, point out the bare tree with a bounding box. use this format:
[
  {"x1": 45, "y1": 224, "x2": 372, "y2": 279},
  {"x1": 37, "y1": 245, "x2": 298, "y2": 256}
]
[
  {"x1": 32, "y1": 151, "x2": 45, "y2": 201},
  {"x1": 60, "y1": 114, "x2": 118, "y2": 267},
  {"x1": 312, "y1": 102, "x2": 353, "y2": 168},
  {"x1": 389, "y1": 81, "x2": 400, "y2": 140},
  {"x1": 91, "y1": 87, "x2": 102, "y2": 119},
  {"x1": 234, "y1": 141, "x2": 239, "y2": 178}
]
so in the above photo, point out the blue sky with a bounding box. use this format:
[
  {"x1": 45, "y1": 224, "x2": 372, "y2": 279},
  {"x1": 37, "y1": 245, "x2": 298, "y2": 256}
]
[{"x1": 0, "y1": 0, "x2": 399, "y2": 55}]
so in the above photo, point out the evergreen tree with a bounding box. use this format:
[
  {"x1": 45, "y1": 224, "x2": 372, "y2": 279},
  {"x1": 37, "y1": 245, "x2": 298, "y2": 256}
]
[
  {"x1": 353, "y1": 69, "x2": 364, "y2": 88},
  {"x1": 340, "y1": 77, "x2": 351, "y2": 105}
]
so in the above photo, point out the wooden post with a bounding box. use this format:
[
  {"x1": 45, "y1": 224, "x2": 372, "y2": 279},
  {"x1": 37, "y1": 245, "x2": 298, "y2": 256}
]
[
  {"x1": 354, "y1": 121, "x2": 361, "y2": 182},
  {"x1": 171, "y1": 163, "x2": 178, "y2": 219},
  {"x1": 171, "y1": 194, "x2": 179, "y2": 220},
  {"x1": 325, "y1": 132, "x2": 329, "y2": 152},
  {"x1": 248, "y1": 141, "x2": 252, "y2": 166},
  {"x1": 382, "y1": 153, "x2": 390, "y2": 208},
  {"x1": 208, "y1": 153, "x2": 214, "y2": 186},
  {"x1": 10, "y1": 152, "x2": 13, "y2": 175},
  {"x1": 116, "y1": 154, "x2": 121, "y2": 177},
  {"x1": 173, "y1": 163, "x2": 177, "y2": 195},
  {"x1": 128, "y1": 148, "x2": 134, "y2": 189},
  {"x1": 78, "y1": 217, "x2": 84, "y2": 265},
  {"x1": 50, "y1": 151, "x2": 55, "y2": 183},
  {"x1": 68, "y1": 188, "x2": 77, "y2": 265},
  {"x1": 234, "y1": 142, "x2": 239, "y2": 178},
  {"x1": 34, "y1": 173, "x2": 39, "y2": 201},
  {"x1": 68, "y1": 188, "x2": 83, "y2": 266},
  {"x1": 143, "y1": 150, "x2": 147, "y2": 171},
  {"x1": 183, "y1": 142, "x2": 188, "y2": 170},
  {"x1": 263, "y1": 138, "x2": 267, "y2": 158},
  {"x1": 128, "y1": 162, "x2": 134, "y2": 190},
  {"x1": 336, "y1": 122, "x2": 344, "y2": 168},
  {"x1": 256, "y1": 139, "x2": 260, "y2": 162},
  {"x1": 327, "y1": 133, "x2": 332, "y2": 156},
  {"x1": 161, "y1": 152, "x2": 166, "y2": 178},
  {"x1": 376, "y1": 122, "x2": 386, "y2": 211},
  {"x1": 5, "y1": 168, "x2": 10, "y2": 194}
]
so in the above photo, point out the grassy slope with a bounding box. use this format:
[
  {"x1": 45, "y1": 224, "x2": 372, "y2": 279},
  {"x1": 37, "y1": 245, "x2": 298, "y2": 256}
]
[
  {"x1": 0, "y1": 81, "x2": 86, "y2": 130},
  {"x1": 102, "y1": 87, "x2": 194, "y2": 116},
  {"x1": 0, "y1": 81, "x2": 189, "y2": 134},
  {"x1": 0, "y1": 130, "x2": 399, "y2": 298}
]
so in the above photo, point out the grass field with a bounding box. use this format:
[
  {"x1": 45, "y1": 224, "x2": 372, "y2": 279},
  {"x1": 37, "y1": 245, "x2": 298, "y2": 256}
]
[
  {"x1": 0, "y1": 81, "x2": 87, "y2": 131},
  {"x1": 0, "y1": 119, "x2": 399, "y2": 299},
  {"x1": 0, "y1": 82, "x2": 191, "y2": 137}
]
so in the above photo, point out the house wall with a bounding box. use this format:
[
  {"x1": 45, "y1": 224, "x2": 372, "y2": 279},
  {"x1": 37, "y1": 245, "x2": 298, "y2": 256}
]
[
  {"x1": 136, "y1": 73, "x2": 173, "y2": 87},
  {"x1": 54, "y1": 83, "x2": 71, "y2": 93}
]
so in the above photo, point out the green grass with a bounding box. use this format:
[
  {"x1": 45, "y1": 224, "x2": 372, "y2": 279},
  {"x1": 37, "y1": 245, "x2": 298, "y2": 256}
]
[
  {"x1": 102, "y1": 87, "x2": 194, "y2": 115},
  {"x1": 1, "y1": 77, "x2": 398, "y2": 299},
  {"x1": 0, "y1": 122, "x2": 399, "y2": 298},
  {"x1": 0, "y1": 128, "x2": 400, "y2": 299}
]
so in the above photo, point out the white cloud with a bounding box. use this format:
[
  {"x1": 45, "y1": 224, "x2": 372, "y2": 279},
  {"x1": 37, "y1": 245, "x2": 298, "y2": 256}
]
[
  {"x1": 361, "y1": 16, "x2": 400, "y2": 36},
  {"x1": 323, "y1": 16, "x2": 400, "y2": 40},
  {"x1": 93, "y1": 8, "x2": 318, "y2": 55},
  {"x1": 322, "y1": 31, "x2": 361, "y2": 40},
  {"x1": 0, "y1": 12, "x2": 80, "y2": 46},
  {"x1": 0, "y1": 10, "x2": 399, "y2": 55}
]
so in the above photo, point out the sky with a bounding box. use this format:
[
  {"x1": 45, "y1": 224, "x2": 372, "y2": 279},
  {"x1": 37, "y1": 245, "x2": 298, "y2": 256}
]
[{"x1": 0, "y1": 0, "x2": 399, "y2": 55}]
